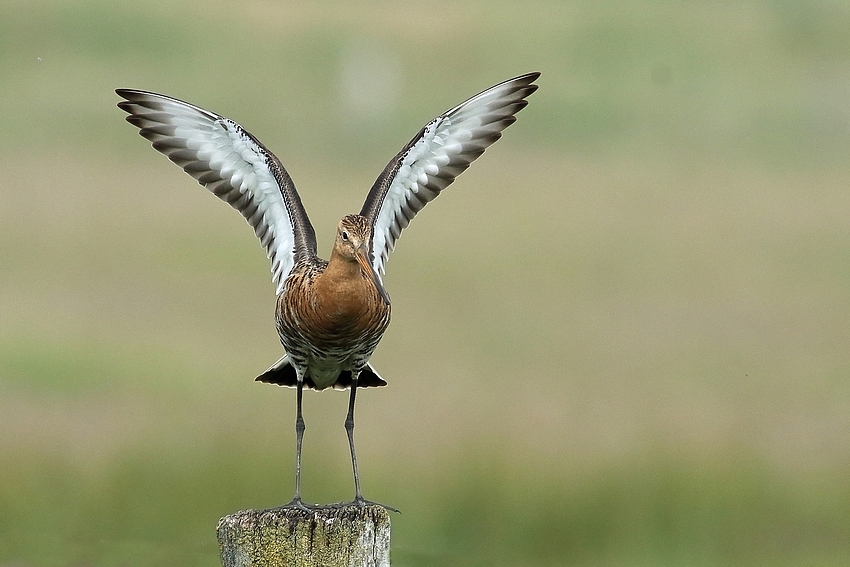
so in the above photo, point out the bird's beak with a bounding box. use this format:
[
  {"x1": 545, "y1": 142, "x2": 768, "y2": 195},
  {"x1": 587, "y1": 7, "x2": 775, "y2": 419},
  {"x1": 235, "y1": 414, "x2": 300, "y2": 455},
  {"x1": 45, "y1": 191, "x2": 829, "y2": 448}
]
[{"x1": 356, "y1": 244, "x2": 391, "y2": 306}]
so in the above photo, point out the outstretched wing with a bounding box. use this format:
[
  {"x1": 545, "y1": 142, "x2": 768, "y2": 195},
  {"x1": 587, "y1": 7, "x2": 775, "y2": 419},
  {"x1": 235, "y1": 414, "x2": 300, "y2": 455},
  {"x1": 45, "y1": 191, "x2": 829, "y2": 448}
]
[
  {"x1": 116, "y1": 89, "x2": 316, "y2": 294},
  {"x1": 359, "y1": 72, "x2": 539, "y2": 278}
]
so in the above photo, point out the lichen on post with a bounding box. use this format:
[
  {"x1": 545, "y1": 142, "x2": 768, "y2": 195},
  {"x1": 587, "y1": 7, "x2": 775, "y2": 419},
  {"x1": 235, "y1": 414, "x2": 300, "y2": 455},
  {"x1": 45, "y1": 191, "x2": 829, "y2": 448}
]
[{"x1": 217, "y1": 504, "x2": 391, "y2": 567}]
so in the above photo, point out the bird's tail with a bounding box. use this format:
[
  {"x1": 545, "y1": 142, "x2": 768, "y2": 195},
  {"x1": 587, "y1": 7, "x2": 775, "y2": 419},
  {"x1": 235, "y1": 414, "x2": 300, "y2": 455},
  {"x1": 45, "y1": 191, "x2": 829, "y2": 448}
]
[{"x1": 255, "y1": 354, "x2": 387, "y2": 390}]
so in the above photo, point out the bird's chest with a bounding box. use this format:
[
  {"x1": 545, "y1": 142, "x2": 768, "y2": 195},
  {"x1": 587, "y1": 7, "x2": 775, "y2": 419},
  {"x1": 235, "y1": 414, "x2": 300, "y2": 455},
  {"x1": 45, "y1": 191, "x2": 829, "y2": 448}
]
[
  {"x1": 280, "y1": 276, "x2": 381, "y2": 346},
  {"x1": 312, "y1": 283, "x2": 373, "y2": 334}
]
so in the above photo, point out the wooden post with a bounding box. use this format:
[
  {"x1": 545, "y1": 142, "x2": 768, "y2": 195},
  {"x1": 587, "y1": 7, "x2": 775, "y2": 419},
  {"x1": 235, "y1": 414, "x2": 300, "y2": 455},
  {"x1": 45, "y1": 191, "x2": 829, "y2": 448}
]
[{"x1": 217, "y1": 505, "x2": 391, "y2": 567}]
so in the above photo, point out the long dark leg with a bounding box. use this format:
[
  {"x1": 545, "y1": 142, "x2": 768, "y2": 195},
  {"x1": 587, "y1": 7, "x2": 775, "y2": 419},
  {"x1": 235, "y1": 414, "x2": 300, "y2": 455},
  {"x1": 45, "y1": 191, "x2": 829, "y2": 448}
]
[
  {"x1": 286, "y1": 373, "x2": 311, "y2": 511},
  {"x1": 345, "y1": 371, "x2": 363, "y2": 502},
  {"x1": 342, "y1": 372, "x2": 398, "y2": 512}
]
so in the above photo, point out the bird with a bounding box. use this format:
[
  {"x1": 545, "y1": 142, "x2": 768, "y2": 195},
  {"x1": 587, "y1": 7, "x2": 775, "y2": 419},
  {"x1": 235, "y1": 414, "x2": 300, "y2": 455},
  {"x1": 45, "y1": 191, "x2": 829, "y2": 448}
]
[{"x1": 116, "y1": 72, "x2": 539, "y2": 510}]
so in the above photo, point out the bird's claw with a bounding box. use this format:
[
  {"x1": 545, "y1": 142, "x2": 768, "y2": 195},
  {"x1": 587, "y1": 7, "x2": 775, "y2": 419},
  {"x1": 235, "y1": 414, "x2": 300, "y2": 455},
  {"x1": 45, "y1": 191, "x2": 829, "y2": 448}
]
[
  {"x1": 281, "y1": 497, "x2": 315, "y2": 513},
  {"x1": 351, "y1": 495, "x2": 400, "y2": 514}
]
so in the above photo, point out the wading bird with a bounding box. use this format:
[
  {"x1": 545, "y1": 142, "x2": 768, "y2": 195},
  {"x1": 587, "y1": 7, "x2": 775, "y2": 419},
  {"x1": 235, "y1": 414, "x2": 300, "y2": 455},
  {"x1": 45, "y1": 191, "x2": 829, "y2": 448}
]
[{"x1": 117, "y1": 72, "x2": 539, "y2": 510}]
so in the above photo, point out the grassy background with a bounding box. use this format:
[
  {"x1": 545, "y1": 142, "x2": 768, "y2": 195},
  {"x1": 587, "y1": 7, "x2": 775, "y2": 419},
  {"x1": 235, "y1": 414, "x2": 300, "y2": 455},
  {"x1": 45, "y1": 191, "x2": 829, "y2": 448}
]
[{"x1": 2, "y1": 1, "x2": 850, "y2": 565}]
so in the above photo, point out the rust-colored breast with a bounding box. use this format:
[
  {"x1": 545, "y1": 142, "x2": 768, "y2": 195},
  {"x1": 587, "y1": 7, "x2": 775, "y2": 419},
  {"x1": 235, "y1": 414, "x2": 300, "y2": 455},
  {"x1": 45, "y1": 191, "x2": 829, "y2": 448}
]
[
  {"x1": 276, "y1": 258, "x2": 390, "y2": 366},
  {"x1": 309, "y1": 264, "x2": 388, "y2": 339}
]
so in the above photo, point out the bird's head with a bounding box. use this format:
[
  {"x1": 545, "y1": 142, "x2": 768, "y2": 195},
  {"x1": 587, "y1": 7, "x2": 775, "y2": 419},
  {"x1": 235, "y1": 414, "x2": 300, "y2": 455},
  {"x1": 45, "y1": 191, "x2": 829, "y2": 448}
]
[{"x1": 334, "y1": 214, "x2": 390, "y2": 305}]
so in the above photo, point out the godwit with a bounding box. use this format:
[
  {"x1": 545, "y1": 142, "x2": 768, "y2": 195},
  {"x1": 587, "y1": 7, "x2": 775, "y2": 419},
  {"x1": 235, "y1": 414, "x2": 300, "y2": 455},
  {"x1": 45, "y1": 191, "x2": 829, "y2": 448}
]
[{"x1": 117, "y1": 72, "x2": 539, "y2": 509}]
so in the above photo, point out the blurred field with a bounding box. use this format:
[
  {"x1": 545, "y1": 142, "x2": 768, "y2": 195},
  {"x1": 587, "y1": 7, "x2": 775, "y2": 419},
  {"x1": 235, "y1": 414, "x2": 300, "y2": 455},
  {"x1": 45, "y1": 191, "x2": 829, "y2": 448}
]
[{"x1": 2, "y1": 1, "x2": 850, "y2": 566}]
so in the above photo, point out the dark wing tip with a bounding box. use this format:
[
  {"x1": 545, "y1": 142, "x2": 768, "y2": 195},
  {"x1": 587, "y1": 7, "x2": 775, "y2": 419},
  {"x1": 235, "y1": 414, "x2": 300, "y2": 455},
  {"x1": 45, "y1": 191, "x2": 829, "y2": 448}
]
[
  {"x1": 115, "y1": 88, "x2": 148, "y2": 102},
  {"x1": 508, "y1": 72, "x2": 541, "y2": 97},
  {"x1": 515, "y1": 71, "x2": 540, "y2": 82}
]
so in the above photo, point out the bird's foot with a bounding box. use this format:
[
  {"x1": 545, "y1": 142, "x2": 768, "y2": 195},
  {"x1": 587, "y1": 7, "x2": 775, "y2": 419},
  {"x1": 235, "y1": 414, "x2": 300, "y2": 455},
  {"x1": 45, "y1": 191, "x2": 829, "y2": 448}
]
[
  {"x1": 350, "y1": 495, "x2": 400, "y2": 513},
  {"x1": 280, "y1": 497, "x2": 314, "y2": 513},
  {"x1": 289, "y1": 497, "x2": 399, "y2": 513}
]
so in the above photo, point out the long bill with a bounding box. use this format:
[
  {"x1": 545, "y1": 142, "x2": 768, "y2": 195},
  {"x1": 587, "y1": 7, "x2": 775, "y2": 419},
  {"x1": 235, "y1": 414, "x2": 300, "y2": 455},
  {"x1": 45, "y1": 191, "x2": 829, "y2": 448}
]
[{"x1": 356, "y1": 245, "x2": 391, "y2": 306}]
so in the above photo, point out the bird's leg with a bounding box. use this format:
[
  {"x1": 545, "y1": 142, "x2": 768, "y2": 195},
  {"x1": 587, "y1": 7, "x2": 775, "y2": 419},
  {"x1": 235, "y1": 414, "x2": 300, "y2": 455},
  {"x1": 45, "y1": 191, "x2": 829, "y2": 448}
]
[
  {"x1": 284, "y1": 373, "x2": 312, "y2": 512},
  {"x1": 294, "y1": 374, "x2": 306, "y2": 499},
  {"x1": 344, "y1": 372, "x2": 363, "y2": 502},
  {"x1": 342, "y1": 373, "x2": 399, "y2": 513}
]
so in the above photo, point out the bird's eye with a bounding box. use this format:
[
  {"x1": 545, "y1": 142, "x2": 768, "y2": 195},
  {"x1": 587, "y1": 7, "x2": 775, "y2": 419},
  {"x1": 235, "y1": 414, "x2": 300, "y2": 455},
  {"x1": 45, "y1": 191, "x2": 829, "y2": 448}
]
[{"x1": 341, "y1": 231, "x2": 349, "y2": 241}]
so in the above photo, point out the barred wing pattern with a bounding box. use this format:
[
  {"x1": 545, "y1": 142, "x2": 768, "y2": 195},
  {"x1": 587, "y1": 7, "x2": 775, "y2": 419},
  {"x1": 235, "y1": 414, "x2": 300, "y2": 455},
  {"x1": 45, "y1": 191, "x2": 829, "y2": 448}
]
[
  {"x1": 116, "y1": 90, "x2": 317, "y2": 294},
  {"x1": 359, "y1": 72, "x2": 539, "y2": 279}
]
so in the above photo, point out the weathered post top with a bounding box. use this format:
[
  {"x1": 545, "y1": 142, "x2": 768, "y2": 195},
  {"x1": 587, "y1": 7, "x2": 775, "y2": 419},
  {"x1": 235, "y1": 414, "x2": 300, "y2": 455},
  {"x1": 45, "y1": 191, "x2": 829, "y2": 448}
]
[{"x1": 217, "y1": 504, "x2": 391, "y2": 567}]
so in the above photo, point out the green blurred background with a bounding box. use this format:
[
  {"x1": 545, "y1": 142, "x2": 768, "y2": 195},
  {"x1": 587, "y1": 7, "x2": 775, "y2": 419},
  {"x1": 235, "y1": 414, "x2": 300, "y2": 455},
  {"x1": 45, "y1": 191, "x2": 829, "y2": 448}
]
[{"x1": 2, "y1": 1, "x2": 850, "y2": 565}]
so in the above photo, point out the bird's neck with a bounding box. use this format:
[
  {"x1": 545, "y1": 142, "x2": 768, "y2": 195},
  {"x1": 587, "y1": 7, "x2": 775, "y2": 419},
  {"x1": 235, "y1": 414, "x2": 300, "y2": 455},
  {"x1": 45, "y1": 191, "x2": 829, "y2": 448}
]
[{"x1": 323, "y1": 247, "x2": 365, "y2": 283}]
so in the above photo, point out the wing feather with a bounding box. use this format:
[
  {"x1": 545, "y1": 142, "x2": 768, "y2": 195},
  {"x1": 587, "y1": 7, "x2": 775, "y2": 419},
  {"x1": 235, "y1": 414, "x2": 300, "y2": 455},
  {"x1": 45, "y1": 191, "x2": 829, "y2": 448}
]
[
  {"x1": 116, "y1": 89, "x2": 316, "y2": 294},
  {"x1": 359, "y1": 73, "x2": 539, "y2": 277}
]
